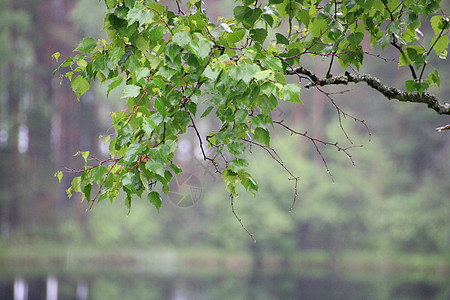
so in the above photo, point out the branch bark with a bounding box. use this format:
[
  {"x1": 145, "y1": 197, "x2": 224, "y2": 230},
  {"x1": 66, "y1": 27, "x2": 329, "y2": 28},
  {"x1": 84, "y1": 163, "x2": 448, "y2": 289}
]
[
  {"x1": 287, "y1": 67, "x2": 450, "y2": 115},
  {"x1": 435, "y1": 124, "x2": 450, "y2": 132}
]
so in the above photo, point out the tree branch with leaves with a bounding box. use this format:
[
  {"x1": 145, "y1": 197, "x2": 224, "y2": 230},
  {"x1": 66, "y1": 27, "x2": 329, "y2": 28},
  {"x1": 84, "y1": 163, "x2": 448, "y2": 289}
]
[{"x1": 53, "y1": 0, "x2": 449, "y2": 240}]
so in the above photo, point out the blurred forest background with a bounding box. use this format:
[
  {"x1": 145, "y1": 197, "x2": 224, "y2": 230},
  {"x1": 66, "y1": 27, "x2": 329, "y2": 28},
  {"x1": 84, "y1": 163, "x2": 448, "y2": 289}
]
[{"x1": 0, "y1": 0, "x2": 449, "y2": 282}]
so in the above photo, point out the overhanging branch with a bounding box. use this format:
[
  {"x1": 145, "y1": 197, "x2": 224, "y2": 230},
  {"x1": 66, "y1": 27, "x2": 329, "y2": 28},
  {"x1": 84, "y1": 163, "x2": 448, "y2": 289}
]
[
  {"x1": 287, "y1": 67, "x2": 450, "y2": 115},
  {"x1": 436, "y1": 124, "x2": 450, "y2": 132}
]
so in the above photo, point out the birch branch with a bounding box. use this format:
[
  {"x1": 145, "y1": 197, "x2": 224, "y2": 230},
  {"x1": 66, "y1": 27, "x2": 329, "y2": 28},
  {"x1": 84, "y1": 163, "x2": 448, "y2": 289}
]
[{"x1": 287, "y1": 67, "x2": 450, "y2": 115}]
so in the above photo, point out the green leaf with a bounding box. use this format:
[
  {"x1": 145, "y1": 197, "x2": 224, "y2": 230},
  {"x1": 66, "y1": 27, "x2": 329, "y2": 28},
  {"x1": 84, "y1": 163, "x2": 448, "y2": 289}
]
[
  {"x1": 235, "y1": 109, "x2": 248, "y2": 124},
  {"x1": 235, "y1": 64, "x2": 261, "y2": 85},
  {"x1": 77, "y1": 59, "x2": 88, "y2": 70},
  {"x1": 104, "y1": 173, "x2": 115, "y2": 189},
  {"x1": 107, "y1": 77, "x2": 124, "y2": 97},
  {"x1": 132, "y1": 170, "x2": 144, "y2": 191},
  {"x1": 430, "y1": 16, "x2": 450, "y2": 35},
  {"x1": 121, "y1": 84, "x2": 141, "y2": 98},
  {"x1": 399, "y1": 52, "x2": 412, "y2": 67},
  {"x1": 158, "y1": 66, "x2": 178, "y2": 80},
  {"x1": 152, "y1": 77, "x2": 166, "y2": 91},
  {"x1": 142, "y1": 116, "x2": 156, "y2": 136},
  {"x1": 405, "y1": 80, "x2": 415, "y2": 93},
  {"x1": 121, "y1": 173, "x2": 134, "y2": 187},
  {"x1": 147, "y1": 191, "x2": 162, "y2": 212},
  {"x1": 251, "y1": 114, "x2": 268, "y2": 128},
  {"x1": 71, "y1": 76, "x2": 90, "y2": 100},
  {"x1": 260, "y1": 56, "x2": 283, "y2": 72},
  {"x1": 124, "y1": 191, "x2": 132, "y2": 213},
  {"x1": 347, "y1": 32, "x2": 364, "y2": 45},
  {"x1": 250, "y1": 28, "x2": 268, "y2": 43},
  {"x1": 149, "y1": 142, "x2": 177, "y2": 160},
  {"x1": 282, "y1": 84, "x2": 302, "y2": 103},
  {"x1": 98, "y1": 190, "x2": 109, "y2": 203},
  {"x1": 257, "y1": 94, "x2": 277, "y2": 114},
  {"x1": 201, "y1": 105, "x2": 214, "y2": 118},
  {"x1": 74, "y1": 37, "x2": 97, "y2": 53},
  {"x1": 174, "y1": 110, "x2": 191, "y2": 132},
  {"x1": 52, "y1": 52, "x2": 61, "y2": 62},
  {"x1": 234, "y1": 6, "x2": 263, "y2": 28},
  {"x1": 53, "y1": 57, "x2": 74, "y2": 77},
  {"x1": 123, "y1": 143, "x2": 146, "y2": 164},
  {"x1": 165, "y1": 43, "x2": 181, "y2": 62},
  {"x1": 253, "y1": 127, "x2": 270, "y2": 146},
  {"x1": 169, "y1": 163, "x2": 183, "y2": 175},
  {"x1": 124, "y1": 55, "x2": 142, "y2": 73},
  {"x1": 127, "y1": 5, "x2": 153, "y2": 26},
  {"x1": 146, "y1": 158, "x2": 166, "y2": 177},
  {"x1": 222, "y1": 168, "x2": 238, "y2": 196},
  {"x1": 275, "y1": 33, "x2": 290, "y2": 45},
  {"x1": 71, "y1": 177, "x2": 82, "y2": 193},
  {"x1": 405, "y1": 80, "x2": 429, "y2": 93},
  {"x1": 91, "y1": 166, "x2": 108, "y2": 183},
  {"x1": 203, "y1": 65, "x2": 220, "y2": 81},
  {"x1": 124, "y1": 0, "x2": 135, "y2": 8},
  {"x1": 426, "y1": 70, "x2": 440, "y2": 88},
  {"x1": 227, "y1": 142, "x2": 246, "y2": 157},
  {"x1": 134, "y1": 67, "x2": 151, "y2": 82},
  {"x1": 154, "y1": 98, "x2": 167, "y2": 117},
  {"x1": 80, "y1": 150, "x2": 90, "y2": 161},
  {"x1": 150, "y1": 112, "x2": 164, "y2": 127},
  {"x1": 66, "y1": 186, "x2": 73, "y2": 199},
  {"x1": 189, "y1": 33, "x2": 212, "y2": 60},
  {"x1": 229, "y1": 159, "x2": 249, "y2": 173},
  {"x1": 240, "y1": 172, "x2": 258, "y2": 195},
  {"x1": 376, "y1": 34, "x2": 393, "y2": 49},
  {"x1": 147, "y1": 23, "x2": 166, "y2": 41},
  {"x1": 403, "y1": 46, "x2": 426, "y2": 68},
  {"x1": 404, "y1": 11, "x2": 419, "y2": 29},
  {"x1": 82, "y1": 183, "x2": 92, "y2": 202},
  {"x1": 297, "y1": 7, "x2": 310, "y2": 26},
  {"x1": 310, "y1": 18, "x2": 328, "y2": 37},
  {"x1": 261, "y1": 14, "x2": 274, "y2": 27},
  {"x1": 55, "y1": 171, "x2": 63, "y2": 183},
  {"x1": 109, "y1": 47, "x2": 125, "y2": 65},
  {"x1": 386, "y1": 20, "x2": 403, "y2": 35},
  {"x1": 227, "y1": 28, "x2": 246, "y2": 44},
  {"x1": 173, "y1": 30, "x2": 191, "y2": 47},
  {"x1": 105, "y1": 0, "x2": 119, "y2": 10},
  {"x1": 430, "y1": 35, "x2": 448, "y2": 59},
  {"x1": 93, "y1": 55, "x2": 109, "y2": 77},
  {"x1": 254, "y1": 70, "x2": 272, "y2": 81}
]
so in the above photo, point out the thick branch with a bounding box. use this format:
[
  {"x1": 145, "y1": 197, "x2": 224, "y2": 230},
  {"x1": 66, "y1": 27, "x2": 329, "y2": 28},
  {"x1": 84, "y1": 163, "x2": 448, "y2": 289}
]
[
  {"x1": 287, "y1": 68, "x2": 450, "y2": 115},
  {"x1": 436, "y1": 124, "x2": 450, "y2": 132}
]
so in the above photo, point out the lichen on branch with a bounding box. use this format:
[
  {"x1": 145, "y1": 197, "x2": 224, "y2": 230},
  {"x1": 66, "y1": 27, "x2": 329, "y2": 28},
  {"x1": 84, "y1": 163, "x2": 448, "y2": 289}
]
[{"x1": 287, "y1": 68, "x2": 450, "y2": 115}]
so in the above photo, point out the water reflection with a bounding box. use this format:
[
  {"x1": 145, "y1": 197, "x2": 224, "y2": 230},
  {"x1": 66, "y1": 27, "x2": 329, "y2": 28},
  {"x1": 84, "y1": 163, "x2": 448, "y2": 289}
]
[{"x1": 1, "y1": 267, "x2": 449, "y2": 300}]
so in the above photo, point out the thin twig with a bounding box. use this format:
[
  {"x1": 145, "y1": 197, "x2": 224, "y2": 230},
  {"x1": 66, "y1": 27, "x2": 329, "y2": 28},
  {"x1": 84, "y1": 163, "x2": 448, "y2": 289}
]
[
  {"x1": 242, "y1": 138, "x2": 301, "y2": 210},
  {"x1": 230, "y1": 193, "x2": 256, "y2": 242},
  {"x1": 189, "y1": 113, "x2": 222, "y2": 174},
  {"x1": 278, "y1": 57, "x2": 372, "y2": 141},
  {"x1": 418, "y1": 18, "x2": 450, "y2": 82},
  {"x1": 288, "y1": 177, "x2": 299, "y2": 212}
]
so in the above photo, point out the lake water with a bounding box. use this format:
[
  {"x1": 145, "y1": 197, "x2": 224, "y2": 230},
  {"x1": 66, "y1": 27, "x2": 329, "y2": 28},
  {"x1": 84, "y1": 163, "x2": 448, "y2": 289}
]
[{"x1": 1, "y1": 265, "x2": 448, "y2": 299}]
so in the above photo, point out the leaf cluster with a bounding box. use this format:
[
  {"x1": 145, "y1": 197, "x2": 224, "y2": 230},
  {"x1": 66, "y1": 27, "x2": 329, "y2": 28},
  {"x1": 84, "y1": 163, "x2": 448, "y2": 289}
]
[{"x1": 54, "y1": 0, "x2": 448, "y2": 217}]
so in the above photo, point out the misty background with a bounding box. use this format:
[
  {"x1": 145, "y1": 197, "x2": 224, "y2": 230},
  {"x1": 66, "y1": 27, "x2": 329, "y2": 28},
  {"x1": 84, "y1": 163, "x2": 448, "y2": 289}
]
[{"x1": 0, "y1": 0, "x2": 449, "y2": 299}]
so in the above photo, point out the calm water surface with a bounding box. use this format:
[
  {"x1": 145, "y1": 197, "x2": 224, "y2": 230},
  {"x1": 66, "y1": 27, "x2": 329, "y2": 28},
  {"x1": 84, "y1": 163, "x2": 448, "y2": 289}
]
[{"x1": 1, "y1": 265, "x2": 448, "y2": 299}]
